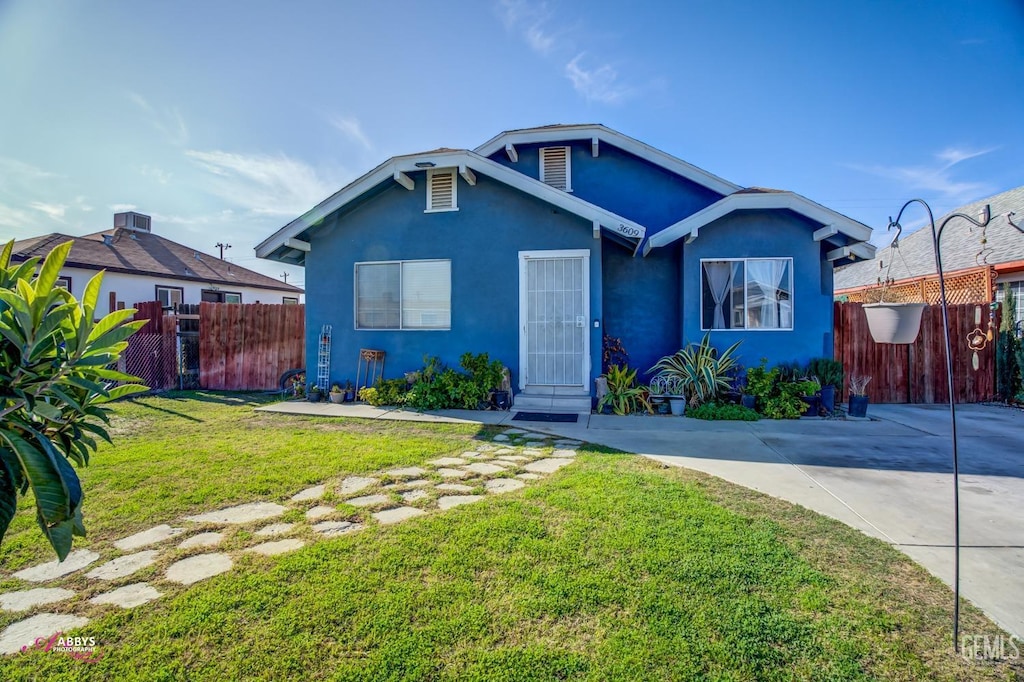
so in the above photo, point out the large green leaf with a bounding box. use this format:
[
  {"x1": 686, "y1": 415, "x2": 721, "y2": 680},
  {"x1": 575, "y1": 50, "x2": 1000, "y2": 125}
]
[
  {"x1": 33, "y1": 240, "x2": 72, "y2": 300},
  {"x1": 94, "y1": 384, "x2": 149, "y2": 403},
  {"x1": 0, "y1": 429, "x2": 69, "y2": 526}
]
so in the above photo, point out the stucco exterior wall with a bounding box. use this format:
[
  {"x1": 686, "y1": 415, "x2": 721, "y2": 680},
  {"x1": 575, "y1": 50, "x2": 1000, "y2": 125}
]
[
  {"x1": 681, "y1": 210, "x2": 834, "y2": 367},
  {"x1": 304, "y1": 173, "x2": 605, "y2": 391}
]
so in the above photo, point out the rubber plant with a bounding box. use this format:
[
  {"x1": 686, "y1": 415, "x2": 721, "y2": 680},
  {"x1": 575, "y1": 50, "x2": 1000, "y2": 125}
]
[
  {"x1": 0, "y1": 240, "x2": 148, "y2": 560},
  {"x1": 648, "y1": 334, "x2": 742, "y2": 408}
]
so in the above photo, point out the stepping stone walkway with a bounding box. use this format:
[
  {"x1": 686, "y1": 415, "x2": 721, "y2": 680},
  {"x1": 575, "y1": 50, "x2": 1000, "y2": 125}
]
[
  {"x1": 184, "y1": 502, "x2": 286, "y2": 525},
  {"x1": 437, "y1": 495, "x2": 483, "y2": 510},
  {"x1": 89, "y1": 583, "x2": 161, "y2": 609},
  {"x1": 179, "y1": 532, "x2": 225, "y2": 549},
  {"x1": 0, "y1": 428, "x2": 583, "y2": 657},
  {"x1": 255, "y1": 523, "x2": 295, "y2": 537},
  {"x1": 12, "y1": 550, "x2": 100, "y2": 583},
  {"x1": 245, "y1": 539, "x2": 305, "y2": 556},
  {"x1": 338, "y1": 476, "x2": 377, "y2": 495},
  {"x1": 0, "y1": 588, "x2": 75, "y2": 612},
  {"x1": 291, "y1": 485, "x2": 326, "y2": 502},
  {"x1": 305, "y1": 505, "x2": 336, "y2": 520},
  {"x1": 373, "y1": 507, "x2": 425, "y2": 525},
  {"x1": 85, "y1": 550, "x2": 160, "y2": 581},
  {"x1": 346, "y1": 494, "x2": 390, "y2": 508},
  {"x1": 0, "y1": 613, "x2": 90, "y2": 655},
  {"x1": 165, "y1": 553, "x2": 233, "y2": 586},
  {"x1": 114, "y1": 525, "x2": 185, "y2": 551}
]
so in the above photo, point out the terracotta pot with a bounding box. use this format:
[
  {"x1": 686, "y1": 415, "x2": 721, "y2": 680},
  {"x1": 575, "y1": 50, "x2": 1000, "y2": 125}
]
[{"x1": 863, "y1": 302, "x2": 925, "y2": 344}]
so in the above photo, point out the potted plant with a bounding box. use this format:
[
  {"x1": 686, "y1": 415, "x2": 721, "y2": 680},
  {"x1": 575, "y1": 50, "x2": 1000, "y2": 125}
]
[
  {"x1": 666, "y1": 377, "x2": 687, "y2": 416},
  {"x1": 596, "y1": 364, "x2": 652, "y2": 415},
  {"x1": 344, "y1": 380, "x2": 355, "y2": 402},
  {"x1": 647, "y1": 377, "x2": 670, "y2": 415},
  {"x1": 863, "y1": 302, "x2": 926, "y2": 344},
  {"x1": 797, "y1": 378, "x2": 822, "y2": 417},
  {"x1": 649, "y1": 334, "x2": 742, "y2": 416},
  {"x1": 848, "y1": 374, "x2": 871, "y2": 418},
  {"x1": 329, "y1": 384, "x2": 344, "y2": 404},
  {"x1": 308, "y1": 383, "x2": 322, "y2": 403},
  {"x1": 807, "y1": 358, "x2": 843, "y2": 415}
]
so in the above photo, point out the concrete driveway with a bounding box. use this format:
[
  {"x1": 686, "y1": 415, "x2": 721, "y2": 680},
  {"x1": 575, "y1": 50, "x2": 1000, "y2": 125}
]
[{"x1": 534, "y1": 403, "x2": 1024, "y2": 639}]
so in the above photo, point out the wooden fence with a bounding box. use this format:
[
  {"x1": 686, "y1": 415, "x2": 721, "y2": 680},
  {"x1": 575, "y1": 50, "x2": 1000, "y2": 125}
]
[
  {"x1": 199, "y1": 302, "x2": 305, "y2": 390},
  {"x1": 834, "y1": 301, "x2": 999, "y2": 404}
]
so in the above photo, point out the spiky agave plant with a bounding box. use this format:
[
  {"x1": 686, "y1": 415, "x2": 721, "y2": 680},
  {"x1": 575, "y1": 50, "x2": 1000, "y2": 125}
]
[{"x1": 647, "y1": 334, "x2": 743, "y2": 408}]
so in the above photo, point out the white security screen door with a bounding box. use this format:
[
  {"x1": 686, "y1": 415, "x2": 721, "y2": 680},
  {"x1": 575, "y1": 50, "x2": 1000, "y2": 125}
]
[{"x1": 519, "y1": 250, "x2": 590, "y2": 390}]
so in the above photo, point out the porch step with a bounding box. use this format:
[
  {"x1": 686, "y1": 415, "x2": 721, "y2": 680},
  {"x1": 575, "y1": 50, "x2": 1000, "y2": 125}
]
[{"x1": 512, "y1": 393, "x2": 591, "y2": 413}]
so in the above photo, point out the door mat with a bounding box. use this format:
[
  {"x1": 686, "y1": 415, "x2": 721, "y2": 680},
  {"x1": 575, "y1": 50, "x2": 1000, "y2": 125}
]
[{"x1": 511, "y1": 412, "x2": 578, "y2": 423}]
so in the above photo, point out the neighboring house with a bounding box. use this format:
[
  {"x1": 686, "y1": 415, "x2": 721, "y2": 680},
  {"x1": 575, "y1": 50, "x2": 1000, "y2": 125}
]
[
  {"x1": 256, "y1": 124, "x2": 874, "y2": 410},
  {"x1": 834, "y1": 186, "x2": 1024, "y2": 329},
  {"x1": 11, "y1": 211, "x2": 304, "y2": 312}
]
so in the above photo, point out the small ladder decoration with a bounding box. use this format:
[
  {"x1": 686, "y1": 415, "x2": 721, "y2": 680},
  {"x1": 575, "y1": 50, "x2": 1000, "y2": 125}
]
[{"x1": 316, "y1": 325, "x2": 332, "y2": 392}]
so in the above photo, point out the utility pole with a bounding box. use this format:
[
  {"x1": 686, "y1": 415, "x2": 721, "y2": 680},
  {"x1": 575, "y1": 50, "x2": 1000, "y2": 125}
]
[
  {"x1": 215, "y1": 242, "x2": 232, "y2": 259},
  {"x1": 280, "y1": 272, "x2": 289, "y2": 284}
]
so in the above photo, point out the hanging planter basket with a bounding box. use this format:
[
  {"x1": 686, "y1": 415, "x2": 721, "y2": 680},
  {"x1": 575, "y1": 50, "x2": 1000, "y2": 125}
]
[{"x1": 863, "y1": 302, "x2": 926, "y2": 344}]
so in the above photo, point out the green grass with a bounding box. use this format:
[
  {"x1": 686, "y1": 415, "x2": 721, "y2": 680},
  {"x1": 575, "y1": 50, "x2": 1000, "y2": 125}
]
[{"x1": 1, "y1": 393, "x2": 1021, "y2": 680}]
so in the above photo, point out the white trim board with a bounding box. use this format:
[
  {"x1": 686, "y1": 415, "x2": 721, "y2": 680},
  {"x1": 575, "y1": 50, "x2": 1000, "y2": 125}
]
[
  {"x1": 475, "y1": 124, "x2": 740, "y2": 196},
  {"x1": 642, "y1": 191, "x2": 876, "y2": 260},
  {"x1": 256, "y1": 150, "x2": 647, "y2": 262}
]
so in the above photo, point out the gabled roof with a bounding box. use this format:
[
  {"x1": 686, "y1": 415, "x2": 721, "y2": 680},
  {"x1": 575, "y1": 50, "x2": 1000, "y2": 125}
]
[
  {"x1": 834, "y1": 186, "x2": 1024, "y2": 291},
  {"x1": 12, "y1": 228, "x2": 303, "y2": 293},
  {"x1": 474, "y1": 124, "x2": 741, "y2": 196},
  {"x1": 642, "y1": 189, "x2": 876, "y2": 262},
  {"x1": 255, "y1": 149, "x2": 649, "y2": 264}
]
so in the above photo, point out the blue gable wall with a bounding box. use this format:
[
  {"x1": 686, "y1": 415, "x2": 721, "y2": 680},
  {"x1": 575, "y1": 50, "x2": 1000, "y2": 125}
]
[
  {"x1": 305, "y1": 172, "x2": 604, "y2": 390},
  {"x1": 680, "y1": 210, "x2": 834, "y2": 368},
  {"x1": 488, "y1": 142, "x2": 721, "y2": 232}
]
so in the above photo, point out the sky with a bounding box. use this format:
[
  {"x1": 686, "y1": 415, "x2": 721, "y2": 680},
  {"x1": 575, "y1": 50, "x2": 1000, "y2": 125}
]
[{"x1": 1, "y1": 0, "x2": 1022, "y2": 289}]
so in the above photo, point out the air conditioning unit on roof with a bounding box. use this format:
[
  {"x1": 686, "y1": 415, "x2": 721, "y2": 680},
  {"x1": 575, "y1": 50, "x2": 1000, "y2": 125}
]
[{"x1": 113, "y1": 211, "x2": 152, "y2": 232}]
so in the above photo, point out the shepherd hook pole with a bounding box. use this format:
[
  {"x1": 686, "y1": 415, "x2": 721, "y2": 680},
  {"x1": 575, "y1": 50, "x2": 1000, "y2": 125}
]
[{"x1": 886, "y1": 199, "x2": 995, "y2": 653}]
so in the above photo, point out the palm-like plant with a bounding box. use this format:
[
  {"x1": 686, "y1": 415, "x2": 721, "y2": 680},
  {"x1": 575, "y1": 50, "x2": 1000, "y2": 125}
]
[
  {"x1": 648, "y1": 334, "x2": 742, "y2": 407},
  {"x1": 597, "y1": 364, "x2": 652, "y2": 415}
]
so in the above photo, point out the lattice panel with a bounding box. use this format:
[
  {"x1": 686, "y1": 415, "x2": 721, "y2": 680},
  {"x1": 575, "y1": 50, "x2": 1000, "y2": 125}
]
[{"x1": 842, "y1": 267, "x2": 993, "y2": 306}]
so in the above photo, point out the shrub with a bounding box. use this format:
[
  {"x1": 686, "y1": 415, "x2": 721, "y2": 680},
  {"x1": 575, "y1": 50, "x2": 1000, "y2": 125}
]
[
  {"x1": 0, "y1": 240, "x2": 147, "y2": 559},
  {"x1": 597, "y1": 364, "x2": 651, "y2": 415},
  {"x1": 688, "y1": 403, "x2": 759, "y2": 421},
  {"x1": 996, "y1": 283, "x2": 1021, "y2": 401},
  {"x1": 807, "y1": 357, "x2": 843, "y2": 389},
  {"x1": 648, "y1": 334, "x2": 742, "y2": 408},
  {"x1": 405, "y1": 353, "x2": 505, "y2": 411},
  {"x1": 743, "y1": 358, "x2": 808, "y2": 419}
]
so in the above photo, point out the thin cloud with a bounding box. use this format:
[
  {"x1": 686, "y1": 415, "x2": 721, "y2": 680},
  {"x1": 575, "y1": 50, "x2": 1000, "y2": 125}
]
[
  {"x1": 140, "y1": 165, "x2": 173, "y2": 185},
  {"x1": 0, "y1": 157, "x2": 57, "y2": 181},
  {"x1": 128, "y1": 92, "x2": 189, "y2": 146},
  {"x1": 185, "y1": 149, "x2": 339, "y2": 217},
  {"x1": 109, "y1": 203, "x2": 138, "y2": 213},
  {"x1": 565, "y1": 53, "x2": 633, "y2": 104},
  {"x1": 0, "y1": 202, "x2": 36, "y2": 230},
  {"x1": 496, "y1": 0, "x2": 643, "y2": 104},
  {"x1": 28, "y1": 201, "x2": 67, "y2": 221},
  {"x1": 847, "y1": 146, "x2": 997, "y2": 204},
  {"x1": 326, "y1": 114, "x2": 373, "y2": 151}
]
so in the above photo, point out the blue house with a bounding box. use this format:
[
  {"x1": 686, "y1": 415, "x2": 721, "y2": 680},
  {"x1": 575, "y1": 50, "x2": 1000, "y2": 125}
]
[{"x1": 256, "y1": 124, "x2": 875, "y2": 411}]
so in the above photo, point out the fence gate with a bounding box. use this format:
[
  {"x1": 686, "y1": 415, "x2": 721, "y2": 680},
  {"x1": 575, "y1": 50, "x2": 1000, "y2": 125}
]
[{"x1": 174, "y1": 303, "x2": 201, "y2": 389}]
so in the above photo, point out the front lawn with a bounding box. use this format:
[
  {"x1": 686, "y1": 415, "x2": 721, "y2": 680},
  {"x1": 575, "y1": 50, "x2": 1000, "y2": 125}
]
[{"x1": 1, "y1": 393, "x2": 1019, "y2": 680}]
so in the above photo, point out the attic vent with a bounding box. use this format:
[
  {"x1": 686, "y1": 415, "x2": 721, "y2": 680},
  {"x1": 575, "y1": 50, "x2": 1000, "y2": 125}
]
[
  {"x1": 426, "y1": 169, "x2": 457, "y2": 212},
  {"x1": 540, "y1": 146, "x2": 571, "y2": 191}
]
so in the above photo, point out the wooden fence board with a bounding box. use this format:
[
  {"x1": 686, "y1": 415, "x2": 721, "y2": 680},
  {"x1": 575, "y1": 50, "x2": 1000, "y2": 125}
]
[
  {"x1": 197, "y1": 302, "x2": 304, "y2": 391},
  {"x1": 834, "y1": 302, "x2": 998, "y2": 404}
]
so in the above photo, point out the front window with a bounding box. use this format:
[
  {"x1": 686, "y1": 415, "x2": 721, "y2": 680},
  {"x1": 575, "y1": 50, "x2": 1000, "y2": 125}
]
[
  {"x1": 56, "y1": 276, "x2": 72, "y2": 291},
  {"x1": 156, "y1": 285, "x2": 184, "y2": 309},
  {"x1": 701, "y1": 258, "x2": 793, "y2": 330},
  {"x1": 355, "y1": 259, "x2": 451, "y2": 330}
]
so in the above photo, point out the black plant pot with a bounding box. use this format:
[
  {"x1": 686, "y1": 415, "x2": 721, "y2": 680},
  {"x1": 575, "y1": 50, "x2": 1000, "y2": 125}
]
[
  {"x1": 345, "y1": 390, "x2": 355, "y2": 402},
  {"x1": 800, "y1": 395, "x2": 820, "y2": 417},
  {"x1": 848, "y1": 395, "x2": 869, "y2": 418},
  {"x1": 491, "y1": 390, "x2": 510, "y2": 411},
  {"x1": 308, "y1": 392, "x2": 321, "y2": 403},
  {"x1": 819, "y1": 385, "x2": 836, "y2": 414},
  {"x1": 740, "y1": 394, "x2": 757, "y2": 410}
]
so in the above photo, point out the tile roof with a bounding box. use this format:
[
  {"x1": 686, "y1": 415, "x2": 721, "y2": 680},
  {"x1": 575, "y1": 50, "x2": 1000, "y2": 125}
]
[
  {"x1": 11, "y1": 228, "x2": 303, "y2": 293},
  {"x1": 834, "y1": 186, "x2": 1024, "y2": 290}
]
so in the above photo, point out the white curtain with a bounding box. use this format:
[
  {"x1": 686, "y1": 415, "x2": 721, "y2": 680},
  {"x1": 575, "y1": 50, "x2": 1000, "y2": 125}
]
[
  {"x1": 746, "y1": 259, "x2": 786, "y2": 328},
  {"x1": 704, "y1": 261, "x2": 734, "y2": 329}
]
